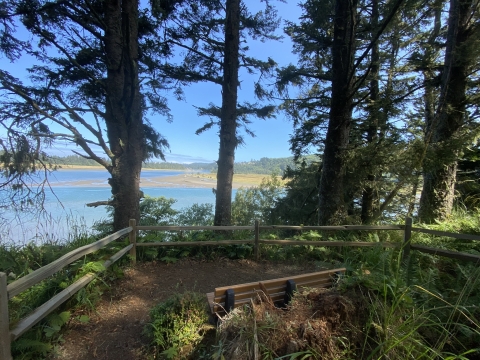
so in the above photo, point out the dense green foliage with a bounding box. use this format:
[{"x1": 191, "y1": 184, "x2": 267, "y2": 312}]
[
  {"x1": 275, "y1": 0, "x2": 480, "y2": 225},
  {"x1": 231, "y1": 173, "x2": 284, "y2": 225},
  {"x1": 145, "y1": 291, "x2": 212, "y2": 359}
]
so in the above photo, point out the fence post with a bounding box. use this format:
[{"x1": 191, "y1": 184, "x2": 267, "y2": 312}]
[
  {"x1": 0, "y1": 272, "x2": 12, "y2": 360},
  {"x1": 402, "y1": 217, "x2": 412, "y2": 262},
  {"x1": 129, "y1": 219, "x2": 137, "y2": 265},
  {"x1": 254, "y1": 220, "x2": 260, "y2": 261}
]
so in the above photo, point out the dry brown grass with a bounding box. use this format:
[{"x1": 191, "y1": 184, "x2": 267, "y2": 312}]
[{"x1": 215, "y1": 287, "x2": 368, "y2": 360}]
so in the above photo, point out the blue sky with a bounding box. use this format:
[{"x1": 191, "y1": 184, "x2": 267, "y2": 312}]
[
  {"x1": 0, "y1": 0, "x2": 303, "y2": 164},
  {"x1": 151, "y1": 0, "x2": 303, "y2": 163}
]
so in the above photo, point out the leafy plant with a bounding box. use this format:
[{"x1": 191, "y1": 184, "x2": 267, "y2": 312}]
[
  {"x1": 145, "y1": 291, "x2": 213, "y2": 359},
  {"x1": 231, "y1": 173, "x2": 284, "y2": 225},
  {"x1": 10, "y1": 311, "x2": 71, "y2": 359}
]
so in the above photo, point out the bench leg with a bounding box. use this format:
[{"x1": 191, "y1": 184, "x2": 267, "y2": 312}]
[
  {"x1": 225, "y1": 289, "x2": 235, "y2": 312},
  {"x1": 284, "y1": 279, "x2": 297, "y2": 306}
]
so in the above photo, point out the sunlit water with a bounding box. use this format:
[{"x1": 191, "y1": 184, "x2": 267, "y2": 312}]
[{"x1": 1, "y1": 169, "x2": 231, "y2": 245}]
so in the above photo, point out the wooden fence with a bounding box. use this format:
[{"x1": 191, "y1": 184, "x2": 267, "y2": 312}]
[
  {"x1": 0, "y1": 227, "x2": 132, "y2": 360},
  {"x1": 1, "y1": 217, "x2": 480, "y2": 359}
]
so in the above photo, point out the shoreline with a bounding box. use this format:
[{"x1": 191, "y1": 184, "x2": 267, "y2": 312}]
[
  {"x1": 57, "y1": 165, "x2": 188, "y2": 171},
  {"x1": 50, "y1": 173, "x2": 276, "y2": 189}
]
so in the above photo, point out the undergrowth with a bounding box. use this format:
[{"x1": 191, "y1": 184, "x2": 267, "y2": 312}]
[
  {"x1": 143, "y1": 244, "x2": 480, "y2": 359},
  {"x1": 3, "y1": 199, "x2": 480, "y2": 359},
  {"x1": 1, "y1": 217, "x2": 130, "y2": 359},
  {"x1": 144, "y1": 291, "x2": 214, "y2": 359}
]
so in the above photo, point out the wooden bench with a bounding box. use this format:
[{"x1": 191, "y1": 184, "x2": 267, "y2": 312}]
[{"x1": 206, "y1": 268, "x2": 346, "y2": 316}]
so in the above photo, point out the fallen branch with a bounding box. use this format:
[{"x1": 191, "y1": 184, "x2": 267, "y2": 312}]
[{"x1": 86, "y1": 200, "x2": 114, "y2": 207}]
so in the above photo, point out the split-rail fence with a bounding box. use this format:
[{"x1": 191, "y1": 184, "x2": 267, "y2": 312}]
[{"x1": 1, "y1": 217, "x2": 480, "y2": 360}]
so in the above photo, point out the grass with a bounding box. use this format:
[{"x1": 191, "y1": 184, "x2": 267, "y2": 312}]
[{"x1": 186, "y1": 172, "x2": 284, "y2": 187}]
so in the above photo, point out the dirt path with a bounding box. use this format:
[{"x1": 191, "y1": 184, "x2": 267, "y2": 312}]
[{"x1": 54, "y1": 259, "x2": 327, "y2": 360}]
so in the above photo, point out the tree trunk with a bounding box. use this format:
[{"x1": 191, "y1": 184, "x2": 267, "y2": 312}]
[
  {"x1": 214, "y1": 0, "x2": 240, "y2": 226},
  {"x1": 423, "y1": 0, "x2": 442, "y2": 138},
  {"x1": 361, "y1": 0, "x2": 379, "y2": 224},
  {"x1": 318, "y1": 0, "x2": 357, "y2": 225},
  {"x1": 104, "y1": 0, "x2": 144, "y2": 231},
  {"x1": 418, "y1": 0, "x2": 473, "y2": 223}
]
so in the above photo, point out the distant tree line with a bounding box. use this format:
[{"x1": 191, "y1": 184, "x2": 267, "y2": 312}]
[
  {"x1": 51, "y1": 155, "x2": 104, "y2": 167},
  {"x1": 52, "y1": 155, "x2": 310, "y2": 174},
  {"x1": 230, "y1": 156, "x2": 316, "y2": 174}
]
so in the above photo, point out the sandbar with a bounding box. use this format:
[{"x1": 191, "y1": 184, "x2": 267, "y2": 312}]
[{"x1": 52, "y1": 173, "x2": 269, "y2": 189}]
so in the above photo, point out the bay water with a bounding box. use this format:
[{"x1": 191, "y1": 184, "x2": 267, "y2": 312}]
[{"x1": 2, "y1": 169, "x2": 228, "y2": 244}]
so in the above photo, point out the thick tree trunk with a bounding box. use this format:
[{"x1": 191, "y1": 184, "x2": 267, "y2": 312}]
[
  {"x1": 418, "y1": 0, "x2": 472, "y2": 223},
  {"x1": 104, "y1": 0, "x2": 144, "y2": 231},
  {"x1": 214, "y1": 0, "x2": 240, "y2": 226},
  {"x1": 361, "y1": 0, "x2": 379, "y2": 224},
  {"x1": 318, "y1": 0, "x2": 357, "y2": 225}
]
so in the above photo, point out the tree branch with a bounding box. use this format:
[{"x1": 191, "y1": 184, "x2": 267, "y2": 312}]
[{"x1": 86, "y1": 200, "x2": 114, "y2": 207}]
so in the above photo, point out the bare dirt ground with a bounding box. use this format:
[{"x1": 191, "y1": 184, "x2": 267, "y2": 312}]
[{"x1": 53, "y1": 259, "x2": 327, "y2": 360}]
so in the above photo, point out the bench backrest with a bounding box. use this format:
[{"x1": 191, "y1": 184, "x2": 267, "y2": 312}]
[{"x1": 210, "y1": 268, "x2": 346, "y2": 315}]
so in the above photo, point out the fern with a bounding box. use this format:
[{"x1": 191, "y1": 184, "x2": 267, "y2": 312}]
[{"x1": 11, "y1": 338, "x2": 52, "y2": 357}]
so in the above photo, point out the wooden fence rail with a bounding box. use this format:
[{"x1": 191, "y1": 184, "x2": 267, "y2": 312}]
[
  {"x1": 2, "y1": 217, "x2": 480, "y2": 359},
  {"x1": 0, "y1": 228, "x2": 132, "y2": 360},
  {"x1": 410, "y1": 244, "x2": 480, "y2": 264},
  {"x1": 127, "y1": 219, "x2": 480, "y2": 264},
  {"x1": 257, "y1": 240, "x2": 399, "y2": 248},
  {"x1": 412, "y1": 227, "x2": 480, "y2": 241},
  {"x1": 6, "y1": 227, "x2": 132, "y2": 300}
]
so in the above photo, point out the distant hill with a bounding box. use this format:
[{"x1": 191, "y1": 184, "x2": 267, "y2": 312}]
[
  {"x1": 51, "y1": 155, "x2": 318, "y2": 175},
  {"x1": 146, "y1": 157, "x2": 302, "y2": 174},
  {"x1": 51, "y1": 155, "x2": 103, "y2": 167},
  {"x1": 232, "y1": 157, "x2": 294, "y2": 174},
  {"x1": 232, "y1": 155, "x2": 318, "y2": 174}
]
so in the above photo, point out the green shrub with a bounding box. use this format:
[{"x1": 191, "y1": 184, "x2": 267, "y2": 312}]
[{"x1": 145, "y1": 291, "x2": 212, "y2": 359}]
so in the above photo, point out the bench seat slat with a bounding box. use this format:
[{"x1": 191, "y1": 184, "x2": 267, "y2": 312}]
[
  {"x1": 213, "y1": 278, "x2": 333, "y2": 303},
  {"x1": 213, "y1": 268, "x2": 345, "y2": 297},
  {"x1": 257, "y1": 268, "x2": 343, "y2": 287},
  {"x1": 214, "y1": 280, "x2": 277, "y2": 297},
  {"x1": 208, "y1": 268, "x2": 346, "y2": 315}
]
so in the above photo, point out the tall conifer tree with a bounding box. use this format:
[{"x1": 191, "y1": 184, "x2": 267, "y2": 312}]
[
  {"x1": 418, "y1": 0, "x2": 480, "y2": 222},
  {"x1": 277, "y1": 0, "x2": 409, "y2": 224},
  {"x1": 160, "y1": 0, "x2": 279, "y2": 225},
  {"x1": 0, "y1": 0, "x2": 180, "y2": 230}
]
